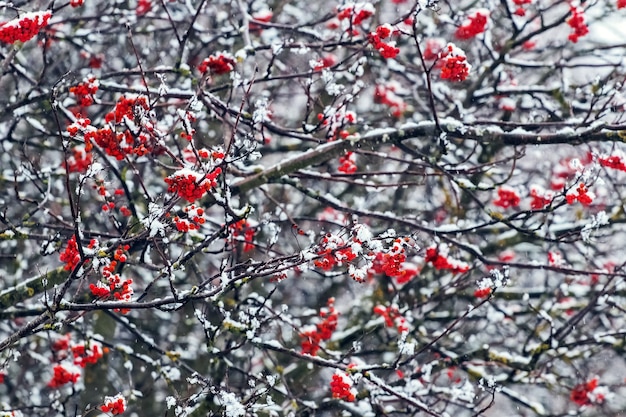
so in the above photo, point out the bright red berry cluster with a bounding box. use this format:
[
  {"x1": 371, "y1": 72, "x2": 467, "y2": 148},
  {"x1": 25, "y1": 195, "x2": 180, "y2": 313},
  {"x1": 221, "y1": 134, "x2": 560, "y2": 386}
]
[
  {"x1": 373, "y1": 304, "x2": 409, "y2": 333},
  {"x1": 455, "y1": 9, "x2": 489, "y2": 40},
  {"x1": 438, "y1": 44, "x2": 471, "y2": 82},
  {"x1": 301, "y1": 298, "x2": 339, "y2": 355},
  {"x1": 368, "y1": 24, "x2": 400, "y2": 59},
  {"x1": 599, "y1": 154, "x2": 626, "y2": 172},
  {"x1": 60, "y1": 235, "x2": 81, "y2": 272},
  {"x1": 71, "y1": 342, "x2": 104, "y2": 368},
  {"x1": 69, "y1": 77, "x2": 99, "y2": 107},
  {"x1": 198, "y1": 53, "x2": 236, "y2": 75},
  {"x1": 317, "y1": 109, "x2": 357, "y2": 141},
  {"x1": 571, "y1": 378, "x2": 602, "y2": 406},
  {"x1": 230, "y1": 219, "x2": 255, "y2": 252},
  {"x1": 422, "y1": 38, "x2": 446, "y2": 61},
  {"x1": 330, "y1": 370, "x2": 356, "y2": 402},
  {"x1": 312, "y1": 54, "x2": 337, "y2": 71},
  {"x1": 369, "y1": 238, "x2": 417, "y2": 284},
  {"x1": 172, "y1": 205, "x2": 206, "y2": 233},
  {"x1": 313, "y1": 234, "x2": 358, "y2": 271},
  {"x1": 424, "y1": 245, "x2": 470, "y2": 274},
  {"x1": 493, "y1": 186, "x2": 521, "y2": 208},
  {"x1": 105, "y1": 96, "x2": 149, "y2": 124},
  {"x1": 70, "y1": 0, "x2": 84, "y2": 7},
  {"x1": 64, "y1": 145, "x2": 93, "y2": 173},
  {"x1": 565, "y1": 183, "x2": 594, "y2": 206},
  {"x1": 337, "y1": 3, "x2": 374, "y2": 26},
  {"x1": 567, "y1": 6, "x2": 589, "y2": 43},
  {"x1": 101, "y1": 393, "x2": 127, "y2": 415},
  {"x1": 338, "y1": 152, "x2": 357, "y2": 173},
  {"x1": 473, "y1": 287, "x2": 492, "y2": 298},
  {"x1": 136, "y1": 0, "x2": 152, "y2": 16},
  {"x1": 0, "y1": 10, "x2": 52, "y2": 44},
  {"x1": 48, "y1": 364, "x2": 80, "y2": 388},
  {"x1": 374, "y1": 82, "x2": 407, "y2": 118},
  {"x1": 164, "y1": 167, "x2": 222, "y2": 203},
  {"x1": 529, "y1": 185, "x2": 554, "y2": 209}
]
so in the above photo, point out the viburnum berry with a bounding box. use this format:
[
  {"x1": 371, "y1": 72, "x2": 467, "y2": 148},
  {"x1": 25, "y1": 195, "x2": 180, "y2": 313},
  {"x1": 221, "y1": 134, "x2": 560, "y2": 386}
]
[
  {"x1": 69, "y1": 77, "x2": 99, "y2": 107},
  {"x1": 60, "y1": 235, "x2": 81, "y2": 272},
  {"x1": 455, "y1": 9, "x2": 489, "y2": 40},
  {"x1": 529, "y1": 185, "x2": 554, "y2": 209},
  {"x1": 374, "y1": 82, "x2": 407, "y2": 118},
  {"x1": 47, "y1": 364, "x2": 80, "y2": 388},
  {"x1": 619, "y1": 0, "x2": 626, "y2": 9},
  {"x1": 438, "y1": 43, "x2": 471, "y2": 82},
  {"x1": 330, "y1": 371, "x2": 356, "y2": 402},
  {"x1": 300, "y1": 298, "x2": 339, "y2": 355},
  {"x1": 0, "y1": 11, "x2": 52, "y2": 44},
  {"x1": 599, "y1": 154, "x2": 626, "y2": 171},
  {"x1": 164, "y1": 167, "x2": 222, "y2": 203},
  {"x1": 136, "y1": 0, "x2": 152, "y2": 16},
  {"x1": 493, "y1": 186, "x2": 521, "y2": 208},
  {"x1": 571, "y1": 378, "x2": 602, "y2": 406},
  {"x1": 70, "y1": 0, "x2": 84, "y2": 7},
  {"x1": 422, "y1": 38, "x2": 446, "y2": 61},
  {"x1": 567, "y1": 6, "x2": 589, "y2": 43},
  {"x1": 338, "y1": 152, "x2": 357, "y2": 173},
  {"x1": 198, "y1": 53, "x2": 236, "y2": 75},
  {"x1": 565, "y1": 182, "x2": 594, "y2": 206},
  {"x1": 101, "y1": 393, "x2": 127, "y2": 415},
  {"x1": 424, "y1": 244, "x2": 470, "y2": 274}
]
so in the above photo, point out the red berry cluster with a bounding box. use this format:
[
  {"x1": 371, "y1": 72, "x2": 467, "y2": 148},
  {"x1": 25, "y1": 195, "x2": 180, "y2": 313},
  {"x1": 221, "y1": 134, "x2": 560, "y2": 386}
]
[
  {"x1": 455, "y1": 9, "x2": 489, "y2": 40},
  {"x1": 599, "y1": 154, "x2": 626, "y2": 172},
  {"x1": 493, "y1": 186, "x2": 521, "y2": 209},
  {"x1": 136, "y1": 0, "x2": 152, "y2": 16},
  {"x1": 59, "y1": 235, "x2": 81, "y2": 272},
  {"x1": 474, "y1": 287, "x2": 492, "y2": 298},
  {"x1": 512, "y1": 0, "x2": 533, "y2": 16},
  {"x1": 316, "y1": 109, "x2": 357, "y2": 141},
  {"x1": 198, "y1": 53, "x2": 236, "y2": 75},
  {"x1": 566, "y1": 183, "x2": 594, "y2": 206},
  {"x1": 369, "y1": 238, "x2": 417, "y2": 284},
  {"x1": 438, "y1": 44, "x2": 471, "y2": 82},
  {"x1": 424, "y1": 245, "x2": 470, "y2": 274},
  {"x1": 0, "y1": 10, "x2": 52, "y2": 44},
  {"x1": 567, "y1": 6, "x2": 589, "y2": 43},
  {"x1": 105, "y1": 96, "x2": 149, "y2": 124},
  {"x1": 48, "y1": 364, "x2": 80, "y2": 388},
  {"x1": 422, "y1": 38, "x2": 446, "y2": 61},
  {"x1": 374, "y1": 82, "x2": 407, "y2": 118},
  {"x1": 373, "y1": 304, "x2": 409, "y2": 333},
  {"x1": 71, "y1": 342, "x2": 104, "y2": 368},
  {"x1": 164, "y1": 167, "x2": 222, "y2": 203},
  {"x1": 101, "y1": 394, "x2": 127, "y2": 415},
  {"x1": 314, "y1": 234, "x2": 358, "y2": 271},
  {"x1": 89, "y1": 244, "x2": 134, "y2": 312},
  {"x1": 529, "y1": 185, "x2": 554, "y2": 209},
  {"x1": 368, "y1": 24, "x2": 400, "y2": 59},
  {"x1": 301, "y1": 298, "x2": 339, "y2": 356},
  {"x1": 70, "y1": 0, "x2": 84, "y2": 7},
  {"x1": 312, "y1": 54, "x2": 337, "y2": 71},
  {"x1": 338, "y1": 152, "x2": 357, "y2": 173},
  {"x1": 172, "y1": 205, "x2": 206, "y2": 233},
  {"x1": 337, "y1": 3, "x2": 374, "y2": 26},
  {"x1": 64, "y1": 145, "x2": 93, "y2": 173},
  {"x1": 571, "y1": 378, "x2": 601, "y2": 406},
  {"x1": 330, "y1": 371, "x2": 356, "y2": 402},
  {"x1": 69, "y1": 76, "x2": 99, "y2": 107},
  {"x1": 230, "y1": 219, "x2": 255, "y2": 252}
]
